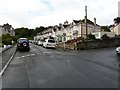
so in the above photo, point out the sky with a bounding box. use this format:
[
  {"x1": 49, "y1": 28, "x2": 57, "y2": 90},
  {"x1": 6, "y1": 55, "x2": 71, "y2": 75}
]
[{"x1": 0, "y1": 0, "x2": 119, "y2": 29}]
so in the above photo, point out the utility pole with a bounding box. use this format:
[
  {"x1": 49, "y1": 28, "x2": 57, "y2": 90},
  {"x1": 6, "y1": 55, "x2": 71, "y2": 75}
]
[
  {"x1": 85, "y1": 6, "x2": 88, "y2": 38},
  {"x1": 118, "y1": 1, "x2": 120, "y2": 34},
  {"x1": 118, "y1": 1, "x2": 120, "y2": 17}
]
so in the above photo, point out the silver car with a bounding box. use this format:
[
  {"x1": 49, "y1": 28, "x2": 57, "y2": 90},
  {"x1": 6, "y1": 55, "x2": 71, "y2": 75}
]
[
  {"x1": 43, "y1": 39, "x2": 56, "y2": 48},
  {"x1": 116, "y1": 46, "x2": 120, "y2": 55}
]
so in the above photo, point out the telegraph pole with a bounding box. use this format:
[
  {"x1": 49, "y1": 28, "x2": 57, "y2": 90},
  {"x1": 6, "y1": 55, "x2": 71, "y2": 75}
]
[
  {"x1": 118, "y1": 2, "x2": 120, "y2": 35},
  {"x1": 85, "y1": 6, "x2": 88, "y2": 38}
]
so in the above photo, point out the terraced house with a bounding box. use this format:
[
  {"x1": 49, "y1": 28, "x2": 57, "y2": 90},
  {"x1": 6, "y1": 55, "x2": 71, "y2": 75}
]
[
  {"x1": 0, "y1": 23, "x2": 15, "y2": 36},
  {"x1": 111, "y1": 17, "x2": 120, "y2": 35},
  {"x1": 35, "y1": 18, "x2": 101, "y2": 42}
]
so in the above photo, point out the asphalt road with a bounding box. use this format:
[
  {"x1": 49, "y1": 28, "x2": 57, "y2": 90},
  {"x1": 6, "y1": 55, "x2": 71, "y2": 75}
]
[{"x1": 2, "y1": 43, "x2": 119, "y2": 88}]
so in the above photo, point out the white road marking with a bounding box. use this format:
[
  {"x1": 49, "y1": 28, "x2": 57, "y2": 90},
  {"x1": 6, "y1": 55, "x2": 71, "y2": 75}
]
[
  {"x1": 27, "y1": 55, "x2": 31, "y2": 57},
  {"x1": 43, "y1": 52, "x2": 51, "y2": 54},
  {"x1": 75, "y1": 71, "x2": 89, "y2": 80},
  {"x1": 37, "y1": 53, "x2": 40, "y2": 55},
  {"x1": 56, "y1": 52, "x2": 61, "y2": 54},
  {"x1": 22, "y1": 56, "x2": 25, "y2": 58},
  {"x1": 15, "y1": 57, "x2": 21, "y2": 59},
  {"x1": 68, "y1": 60, "x2": 70, "y2": 63},
  {"x1": 31, "y1": 54, "x2": 35, "y2": 56},
  {"x1": 15, "y1": 53, "x2": 37, "y2": 60}
]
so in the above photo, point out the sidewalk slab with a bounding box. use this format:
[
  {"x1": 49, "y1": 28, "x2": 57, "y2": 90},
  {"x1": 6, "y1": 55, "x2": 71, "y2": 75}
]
[{"x1": 0, "y1": 46, "x2": 16, "y2": 71}]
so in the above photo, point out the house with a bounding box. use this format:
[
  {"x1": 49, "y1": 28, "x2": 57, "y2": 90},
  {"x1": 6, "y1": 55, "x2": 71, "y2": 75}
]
[
  {"x1": 72, "y1": 18, "x2": 101, "y2": 39},
  {"x1": 0, "y1": 25, "x2": 4, "y2": 36},
  {"x1": 0, "y1": 23, "x2": 15, "y2": 36},
  {"x1": 62, "y1": 20, "x2": 72, "y2": 41},
  {"x1": 54, "y1": 24, "x2": 63, "y2": 42},
  {"x1": 111, "y1": 17, "x2": 120, "y2": 35},
  {"x1": 35, "y1": 18, "x2": 101, "y2": 42},
  {"x1": 111, "y1": 23, "x2": 120, "y2": 35}
]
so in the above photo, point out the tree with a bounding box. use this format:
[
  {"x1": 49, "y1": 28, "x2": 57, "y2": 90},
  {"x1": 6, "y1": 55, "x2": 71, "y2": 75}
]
[
  {"x1": 114, "y1": 17, "x2": 120, "y2": 23},
  {"x1": 32, "y1": 26, "x2": 45, "y2": 36},
  {"x1": 14, "y1": 26, "x2": 46, "y2": 39},
  {"x1": 15, "y1": 27, "x2": 33, "y2": 39},
  {"x1": 2, "y1": 34, "x2": 13, "y2": 45},
  {"x1": 12, "y1": 36, "x2": 19, "y2": 43},
  {"x1": 86, "y1": 33, "x2": 96, "y2": 40},
  {"x1": 101, "y1": 26, "x2": 111, "y2": 32}
]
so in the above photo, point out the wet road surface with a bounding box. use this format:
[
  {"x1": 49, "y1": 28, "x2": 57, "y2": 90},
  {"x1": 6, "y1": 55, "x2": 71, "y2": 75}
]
[{"x1": 2, "y1": 43, "x2": 119, "y2": 88}]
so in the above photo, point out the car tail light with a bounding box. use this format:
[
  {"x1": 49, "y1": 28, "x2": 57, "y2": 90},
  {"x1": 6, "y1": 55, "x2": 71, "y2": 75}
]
[{"x1": 18, "y1": 44, "x2": 20, "y2": 46}]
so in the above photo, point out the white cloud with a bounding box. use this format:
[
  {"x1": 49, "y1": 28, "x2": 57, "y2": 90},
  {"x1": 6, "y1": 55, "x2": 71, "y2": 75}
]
[{"x1": 0, "y1": 0, "x2": 119, "y2": 28}]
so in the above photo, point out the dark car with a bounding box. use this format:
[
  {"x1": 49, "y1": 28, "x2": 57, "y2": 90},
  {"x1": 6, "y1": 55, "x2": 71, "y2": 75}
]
[{"x1": 16, "y1": 38, "x2": 30, "y2": 51}]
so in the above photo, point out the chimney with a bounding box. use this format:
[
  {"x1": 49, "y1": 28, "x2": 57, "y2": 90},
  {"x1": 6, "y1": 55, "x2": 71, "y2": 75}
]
[
  {"x1": 94, "y1": 17, "x2": 96, "y2": 25},
  {"x1": 94, "y1": 18, "x2": 96, "y2": 32}
]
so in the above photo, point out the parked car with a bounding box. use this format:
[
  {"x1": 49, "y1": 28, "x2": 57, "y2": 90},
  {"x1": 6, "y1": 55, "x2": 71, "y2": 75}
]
[
  {"x1": 116, "y1": 46, "x2": 120, "y2": 55},
  {"x1": 34, "y1": 41, "x2": 38, "y2": 45},
  {"x1": 37, "y1": 40, "x2": 43, "y2": 46},
  {"x1": 16, "y1": 38, "x2": 30, "y2": 51},
  {"x1": 43, "y1": 39, "x2": 56, "y2": 48}
]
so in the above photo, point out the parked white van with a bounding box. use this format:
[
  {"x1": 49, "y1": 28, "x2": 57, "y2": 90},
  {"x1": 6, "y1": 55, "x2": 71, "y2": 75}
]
[{"x1": 43, "y1": 39, "x2": 56, "y2": 48}]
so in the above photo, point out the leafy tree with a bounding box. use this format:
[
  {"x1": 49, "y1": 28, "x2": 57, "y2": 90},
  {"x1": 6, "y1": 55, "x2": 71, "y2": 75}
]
[
  {"x1": 2, "y1": 34, "x2": 13, "y2": 45},
  {"x1": 101, "y1": 26, "x2": 111, "y2": 32},
  {"x1": 86, "y1": 33, "x2": 96, "y2": 40},
  {"x1": 12, "y1": 36, "x2": 19, "y2": 43},
  {"x1": 114, "y1": 17, "x2": 120, "y2": 23},
  {"x1": 32, "y1": 26, "x2": 45, "y2": 36},
  {"x1": 15, "y1": 26, "x2": 45, "y2": 39},
  {"x1": 2, "y1": 34, "x2": 12, "y2": 39}
]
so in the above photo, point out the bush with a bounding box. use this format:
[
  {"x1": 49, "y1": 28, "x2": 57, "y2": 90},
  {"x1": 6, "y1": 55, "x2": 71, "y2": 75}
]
[
  {"x1": 101, "y1": 34, "x2": 110, "y2": 40},
  {"x1": 2, "y1": 38, "x2": 12, "y2": 45},
  {"x1": 2, "y1": 34, "x2": 19, "y2": 45}
]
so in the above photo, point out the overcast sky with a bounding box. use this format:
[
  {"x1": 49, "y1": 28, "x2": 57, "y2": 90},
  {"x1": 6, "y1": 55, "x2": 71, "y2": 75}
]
[{"x1": 0, "y1": 0, "x2": 119, "y2": 28}]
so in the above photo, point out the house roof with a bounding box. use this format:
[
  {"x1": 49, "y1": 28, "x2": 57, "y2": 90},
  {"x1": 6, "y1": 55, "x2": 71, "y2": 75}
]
[
  {"x1": 63, "y1": 24, "x2": 70, "y2": 28},
  {"x1": 73, "y1": 19, "x2": 100, "y2": 26},
  {"x1": 73, "y1": 20, "x2": 81, "y2": 24}
]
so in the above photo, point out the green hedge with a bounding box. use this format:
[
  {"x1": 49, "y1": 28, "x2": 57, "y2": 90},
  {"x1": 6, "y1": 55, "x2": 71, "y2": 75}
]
[{"x1": 0, "y1": 43, "x2": 4, "y2": 47}]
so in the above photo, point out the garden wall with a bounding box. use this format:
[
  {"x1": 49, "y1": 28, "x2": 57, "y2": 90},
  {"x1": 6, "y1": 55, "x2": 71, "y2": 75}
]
[{"x1": 57, "y1": 38, "x2": 120, "y2": 50}]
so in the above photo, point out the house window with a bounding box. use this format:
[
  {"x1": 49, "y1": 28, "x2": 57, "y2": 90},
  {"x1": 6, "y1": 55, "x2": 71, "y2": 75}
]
[{"x1": 73, "y1": 30, "x2": 78, "y2": 39}]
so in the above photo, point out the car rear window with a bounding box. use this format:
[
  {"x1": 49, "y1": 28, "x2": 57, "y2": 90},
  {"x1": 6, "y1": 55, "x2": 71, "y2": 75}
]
[
  {"x1": 48, "y1": 40, "x2": 55, "y2": 43},
  {"x1": 18, "y1": 39, "x2": 29, "y2": 43}
]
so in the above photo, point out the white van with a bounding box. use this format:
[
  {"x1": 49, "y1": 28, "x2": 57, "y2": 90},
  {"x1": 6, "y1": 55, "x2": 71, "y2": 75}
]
[{"x1": 43, "y1": 39, "x2": 56, "y2": 48}]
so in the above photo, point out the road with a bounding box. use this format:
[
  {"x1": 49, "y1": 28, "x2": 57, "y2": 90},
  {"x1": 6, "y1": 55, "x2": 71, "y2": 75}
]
[{"x1": 2, "y1": 43, "x2": 119, "y2": 88}]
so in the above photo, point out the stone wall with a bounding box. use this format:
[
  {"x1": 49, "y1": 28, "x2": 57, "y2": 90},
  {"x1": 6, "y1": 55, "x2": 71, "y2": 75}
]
[{"x1": 57, "y1": 38, "x2": 120, "y2": 50}]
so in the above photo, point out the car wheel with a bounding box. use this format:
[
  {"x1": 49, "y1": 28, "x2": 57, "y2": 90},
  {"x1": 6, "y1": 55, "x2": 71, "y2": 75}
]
[
  {"x1": 117, "y1": 53, "x2": 120, "y2": 55},
  {"x1": 23, "y1": 42, "x2": 28, "y2": 47}
]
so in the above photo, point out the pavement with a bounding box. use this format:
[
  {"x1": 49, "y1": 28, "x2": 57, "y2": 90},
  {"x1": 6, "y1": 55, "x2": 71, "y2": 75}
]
[
  {"x1": 2, "y1": 43, "x2": 119, "y2": 88},
  {"x1": 0, "y1": 45, "x2": 13, "y2": 53},
  {"x1": 0, "y1": 45, "x2": 16, "y2": 70},
  {"x1": 0, "y1": 45, "x2": 16, "y2": 90}
]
